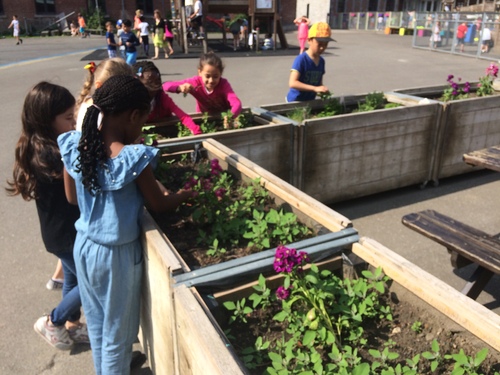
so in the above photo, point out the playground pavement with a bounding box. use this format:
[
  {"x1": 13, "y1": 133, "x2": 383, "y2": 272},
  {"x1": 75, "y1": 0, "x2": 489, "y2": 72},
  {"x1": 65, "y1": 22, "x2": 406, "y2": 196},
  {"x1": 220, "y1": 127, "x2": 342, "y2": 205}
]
[{"x1": 0, "y1": 29, "x2": 499, "y2": 374}]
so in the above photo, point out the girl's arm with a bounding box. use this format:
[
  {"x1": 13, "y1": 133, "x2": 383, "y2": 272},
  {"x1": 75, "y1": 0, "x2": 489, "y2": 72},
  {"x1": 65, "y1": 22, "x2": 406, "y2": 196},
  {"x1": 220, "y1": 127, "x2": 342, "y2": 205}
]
[
  {"x1": 220, "y1": 80, "x2": 242, "y2": 116},
  {"x1": 63, "y1": 168, "x2": 78, "y2": 205},
  {"x1": 162, "y1": 77, "x2": 198, "y2": 94},
  {"x1": 161, "y1": 93, "x2": 202, "y2": 134},
  {"x1": 135, "y1": 164, "x2": 192, "y2": 213},
  {"x1": 289, "y1": 70, "x2": 329, "y2": 94}
]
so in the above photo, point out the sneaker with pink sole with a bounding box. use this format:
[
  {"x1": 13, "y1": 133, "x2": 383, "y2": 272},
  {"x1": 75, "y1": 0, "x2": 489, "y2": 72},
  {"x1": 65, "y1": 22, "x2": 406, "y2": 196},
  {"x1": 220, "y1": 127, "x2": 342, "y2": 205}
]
[
  {"x1": 68, "y1": 323, "x2": 90, "y2": 345},
  {"x1": 34, "y1": 315, "x2": 73, "y2": 350}
]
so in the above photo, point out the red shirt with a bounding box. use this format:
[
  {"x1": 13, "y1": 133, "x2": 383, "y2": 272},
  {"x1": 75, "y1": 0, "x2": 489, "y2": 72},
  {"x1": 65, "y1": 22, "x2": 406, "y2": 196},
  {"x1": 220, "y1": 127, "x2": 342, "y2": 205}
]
[{"x1": 457, "y1": 24, "x2": 467, "y2": 39}]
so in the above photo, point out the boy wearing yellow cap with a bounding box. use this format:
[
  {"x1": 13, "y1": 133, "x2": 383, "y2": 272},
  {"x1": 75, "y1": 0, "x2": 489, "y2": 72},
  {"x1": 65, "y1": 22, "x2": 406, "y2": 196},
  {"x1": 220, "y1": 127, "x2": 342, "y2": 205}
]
[{"x1": 286, "y1": 22, "x2": 335, "y2": 102}]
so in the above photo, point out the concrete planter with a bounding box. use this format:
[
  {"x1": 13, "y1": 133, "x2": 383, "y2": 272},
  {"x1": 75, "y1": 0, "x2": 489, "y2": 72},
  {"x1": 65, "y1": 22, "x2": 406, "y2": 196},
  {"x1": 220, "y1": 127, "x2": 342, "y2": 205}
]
[
  {"x1": 392, "y1": 85, "x2": 500, "y2": 181},
  {"x1": 139, "y1": 139, "x2": 355, "y2": 375},
  {"x1": 260, "y1": 94, "x2": 441, "y2": 204}
]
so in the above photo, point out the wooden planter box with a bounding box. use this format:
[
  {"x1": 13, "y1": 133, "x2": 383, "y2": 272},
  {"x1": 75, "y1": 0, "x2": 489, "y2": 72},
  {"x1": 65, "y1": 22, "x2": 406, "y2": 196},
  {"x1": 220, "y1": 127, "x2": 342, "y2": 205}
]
[
  {"x1": 139, "y1": 138, "x2": 354, "y2": 375},
  {"x1": 261, "y1": 94, "x2": 442, "y2": 204},
  {"x1": 146, "y1": 107, "x2": 299, "y2": 185},
  {"x1": 165, "y1": 237, "x2": 500, "y2": 374},
  {"x1": 391, "y1": 85, "x2": 500, "y2": 182}
]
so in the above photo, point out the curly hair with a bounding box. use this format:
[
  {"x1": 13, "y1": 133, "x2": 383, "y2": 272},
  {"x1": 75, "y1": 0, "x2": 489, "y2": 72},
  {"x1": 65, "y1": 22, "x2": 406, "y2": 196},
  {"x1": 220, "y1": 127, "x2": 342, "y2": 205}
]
[
  {"x1": 6, "y1": 82, "x2": 75, "y2": 200},
  {"x1": 75, "y1": 58, "x2": 133, "y2": 116},
  {"x1": 77, "y1": 75, "x2": 150, "y2": 195}
]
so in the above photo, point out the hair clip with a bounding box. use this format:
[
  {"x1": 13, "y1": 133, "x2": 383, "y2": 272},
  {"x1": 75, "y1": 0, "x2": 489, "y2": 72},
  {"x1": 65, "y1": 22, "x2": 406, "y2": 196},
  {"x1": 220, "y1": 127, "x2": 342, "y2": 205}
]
[
  {"x1": 92, "y1": 104, "x2": 104, "y2": 130},
  {"x1": 136, "y1": 67, "x2": 143, "y2": 77},
  {"x1": 84, "y1": 62, "x2": 96, "y2": 74}
]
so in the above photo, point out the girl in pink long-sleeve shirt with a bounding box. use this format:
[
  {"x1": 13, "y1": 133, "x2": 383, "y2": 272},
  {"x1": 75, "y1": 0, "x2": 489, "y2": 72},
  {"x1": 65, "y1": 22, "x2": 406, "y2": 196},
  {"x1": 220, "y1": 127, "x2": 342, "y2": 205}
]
[
  {"x1": 133, "y1": 61, "x2": 202, "y2": 135},
  {"x1": 162, "y1": 52, "x2": 242, "y2": 120}
]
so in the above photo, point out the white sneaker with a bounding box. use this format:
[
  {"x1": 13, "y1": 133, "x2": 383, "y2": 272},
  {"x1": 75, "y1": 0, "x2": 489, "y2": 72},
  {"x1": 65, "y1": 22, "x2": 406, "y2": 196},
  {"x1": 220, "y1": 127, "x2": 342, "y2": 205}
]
[{"x1": 34, "y1": 316, "x2": 73, "y2": 350}]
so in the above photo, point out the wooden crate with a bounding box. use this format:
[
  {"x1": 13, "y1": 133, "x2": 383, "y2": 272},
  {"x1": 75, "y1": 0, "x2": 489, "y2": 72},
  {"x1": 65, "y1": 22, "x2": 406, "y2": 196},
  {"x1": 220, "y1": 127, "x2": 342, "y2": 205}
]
[
  {"x1": 169, "y1": 237, "x2": 500, "y2": 374},
  {"x1": 261, "y1": 94, "x2": 441, "y2": 204},
  {"x1": 147, "y1": 107, "x2": 299, "y2": 185},
  {"x1": 139, "y1": 138, "x2": 353, "y2": 375},
  {"x1": 392, "y1": 85, "x2": 500, "y2": 181}
]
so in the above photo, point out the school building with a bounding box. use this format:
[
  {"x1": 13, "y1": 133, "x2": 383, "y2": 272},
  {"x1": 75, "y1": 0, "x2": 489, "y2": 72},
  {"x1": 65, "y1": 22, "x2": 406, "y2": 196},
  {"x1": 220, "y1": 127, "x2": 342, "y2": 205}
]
[{"x1": 0, "y1": 0, "x2": 495, "y2": 35}]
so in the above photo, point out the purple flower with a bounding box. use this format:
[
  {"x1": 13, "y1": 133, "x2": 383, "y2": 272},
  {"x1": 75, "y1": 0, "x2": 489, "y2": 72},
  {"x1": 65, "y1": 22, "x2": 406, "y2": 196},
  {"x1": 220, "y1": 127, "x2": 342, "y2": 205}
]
[
  {"x1": 276, "y1": 286, "x2": 290, "y2": 300},
  {"x1": 214, "y1": 188, "x2": 226, "y2": 198},
  {"x1": 452, "y1": 90, "x2": 458, "y2": 96},
  {"x1": 486, "y1": 63, "x2": 499, "y2": 77},
  {"x1": 273, "y1": 246, "x2": 310, "y2": 273},
  {"x1": 447, "y1": 74, "x2": 454, "y2": 82},
  {"x1": 202, "y1": 178, "x2": 212, "y2": 191},
  {"x1": 210, "y1": 159, "x2": 223, "y2": 176},
  {"x1": 184, "y1": 177, "x2": 198, "y2": 190}
]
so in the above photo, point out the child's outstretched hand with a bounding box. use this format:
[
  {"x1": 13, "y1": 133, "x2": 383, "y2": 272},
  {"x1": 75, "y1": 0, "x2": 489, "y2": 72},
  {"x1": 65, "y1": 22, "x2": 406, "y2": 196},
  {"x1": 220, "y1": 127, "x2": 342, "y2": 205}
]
[
  {"x1": 178, "y1": 83, "x2": 194, "y2": 94},
  {"x1": 314, "y1": 85, "x2": 330, "y2": 94}
]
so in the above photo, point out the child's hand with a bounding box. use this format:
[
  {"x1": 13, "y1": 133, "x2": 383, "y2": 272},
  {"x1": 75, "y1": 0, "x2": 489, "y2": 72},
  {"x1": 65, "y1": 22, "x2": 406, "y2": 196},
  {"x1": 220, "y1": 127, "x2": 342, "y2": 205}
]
[
  {"x1": 178, "y1": 83, "x2": 193, "y2": 94},
  {"x1": 314, "y1": 86, "x2": 330, "y2": 94}
]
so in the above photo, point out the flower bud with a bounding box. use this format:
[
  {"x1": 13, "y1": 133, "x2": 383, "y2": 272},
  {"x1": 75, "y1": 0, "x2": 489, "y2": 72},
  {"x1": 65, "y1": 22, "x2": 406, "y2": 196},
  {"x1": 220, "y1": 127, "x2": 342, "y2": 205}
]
[{"x1": 307, "y1": 308, "x2": 316, "y2": 321}]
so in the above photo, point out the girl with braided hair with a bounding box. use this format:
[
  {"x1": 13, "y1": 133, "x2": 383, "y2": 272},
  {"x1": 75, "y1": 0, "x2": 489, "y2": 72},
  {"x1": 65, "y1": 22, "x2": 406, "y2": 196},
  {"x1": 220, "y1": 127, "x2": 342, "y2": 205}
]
[
  {"x1": 133, "y1": 61, "x2": 202, "y2": 135},
  {"x1": 58, "y1": 75, "x2": 192, "y2": 374},
  {"x1": 75, "y1": 58, "x2": 134, "y2": 132},
  {"x1": 7, "y1": 82, "x2": 88, "y2": 350}
]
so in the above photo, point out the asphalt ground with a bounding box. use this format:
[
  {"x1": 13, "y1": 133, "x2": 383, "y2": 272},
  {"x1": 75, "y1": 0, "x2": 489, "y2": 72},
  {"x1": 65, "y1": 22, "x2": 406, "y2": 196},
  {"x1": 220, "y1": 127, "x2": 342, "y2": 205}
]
[{"x1": 0, "y1": 30, "x2": 499, "y2": 374}]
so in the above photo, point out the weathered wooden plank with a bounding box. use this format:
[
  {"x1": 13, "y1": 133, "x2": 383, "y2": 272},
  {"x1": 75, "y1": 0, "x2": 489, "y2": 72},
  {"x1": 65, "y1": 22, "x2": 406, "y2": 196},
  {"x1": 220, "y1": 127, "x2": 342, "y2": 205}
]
[
  {"x1": 174, "y1": 284, "x2": 245, "y2": 375},
  {"x1": 352, "y1": 237, "x2": 500, "y2": 353},
  {"x1": 463, "y1": 145, "x2": 500, "y2": 173},
  {"x1": 402, "y1": 210, "x2": 500, "y2": 274}
]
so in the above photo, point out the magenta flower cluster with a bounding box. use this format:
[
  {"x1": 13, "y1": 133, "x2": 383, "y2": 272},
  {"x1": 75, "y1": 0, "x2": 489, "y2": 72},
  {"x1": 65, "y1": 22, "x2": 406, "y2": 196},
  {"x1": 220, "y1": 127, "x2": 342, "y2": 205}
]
[
  {"x1": 446, "y1": 74, "x2": 470, "y2": 96},
  {"x1": 273, "y1": 245, "x2": 310, "y2": 273},
  {"x1": 486, "y1": 63, "x2": 499, "y2": 78},
  {"x1": 183, "y1": 159, "x2": 223, "y2": 191}
]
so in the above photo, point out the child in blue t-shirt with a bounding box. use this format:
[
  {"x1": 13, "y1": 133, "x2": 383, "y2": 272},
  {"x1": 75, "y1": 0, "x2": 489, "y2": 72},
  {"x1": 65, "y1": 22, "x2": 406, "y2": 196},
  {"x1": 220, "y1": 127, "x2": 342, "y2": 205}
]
[
  {"x1": 105, "y1": 21, "x2": 118, "y2": 58},
  {"x1": 119, "y1": 19, "x2": 141, "y2": 65},
  {"x1": 286, "y1": 22, "x2": 335, "y2": 102}
]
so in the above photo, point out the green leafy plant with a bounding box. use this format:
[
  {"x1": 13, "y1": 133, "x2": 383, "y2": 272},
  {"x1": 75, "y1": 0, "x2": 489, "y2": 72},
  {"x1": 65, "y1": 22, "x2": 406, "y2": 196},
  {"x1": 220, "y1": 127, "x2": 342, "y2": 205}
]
[
  {"x1": 161, "y1": 158, "x2": 312, "y2": 256},
  {"x1": 445, "y1": 348, "x2": 489, "y2": 375},
  {"x1": 411, "y1": 321, "x2": 423, "y2": 333}
]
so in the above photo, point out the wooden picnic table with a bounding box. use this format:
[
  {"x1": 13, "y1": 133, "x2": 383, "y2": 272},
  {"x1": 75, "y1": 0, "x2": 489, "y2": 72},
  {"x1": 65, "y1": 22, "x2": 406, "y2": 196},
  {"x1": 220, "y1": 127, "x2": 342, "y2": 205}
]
[{"x1": 463, "y1": 144, "x2": 500, "y2": 172}]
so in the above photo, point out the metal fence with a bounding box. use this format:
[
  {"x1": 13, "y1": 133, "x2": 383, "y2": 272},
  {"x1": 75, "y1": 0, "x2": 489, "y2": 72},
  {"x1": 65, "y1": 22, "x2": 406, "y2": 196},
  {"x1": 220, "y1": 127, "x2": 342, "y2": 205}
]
[{"x1": 331, "y1": 11, "x2": 500, "y2": 60}]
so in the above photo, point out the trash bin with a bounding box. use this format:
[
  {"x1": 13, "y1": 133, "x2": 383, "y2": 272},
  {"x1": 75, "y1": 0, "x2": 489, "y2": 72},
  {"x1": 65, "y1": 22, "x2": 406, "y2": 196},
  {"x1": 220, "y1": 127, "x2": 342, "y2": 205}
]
[
  {"x1": 384, "y1": 26, "x2": 391, "y2": 34},
  {"x1": 464, "y1": 24, "x2": 475, "y2": 44},
  {"x1": 417, "y1": 29, "x2": 424, "y2": 37},
  {"x1": 399, "y1": 27, "x2": 405, "y2": 36}
]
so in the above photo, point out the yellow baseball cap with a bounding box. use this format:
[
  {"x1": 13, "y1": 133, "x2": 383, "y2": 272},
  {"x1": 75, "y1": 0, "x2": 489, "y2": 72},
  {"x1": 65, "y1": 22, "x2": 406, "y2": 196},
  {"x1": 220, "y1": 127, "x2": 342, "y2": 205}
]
[{"x1": 308, "y1": 22, "x2": 336, "y2": 42}]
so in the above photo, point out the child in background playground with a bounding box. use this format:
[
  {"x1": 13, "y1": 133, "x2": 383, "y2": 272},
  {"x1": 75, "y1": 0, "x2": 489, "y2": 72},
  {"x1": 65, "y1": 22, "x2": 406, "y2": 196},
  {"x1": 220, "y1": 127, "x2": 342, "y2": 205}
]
[
  {"x1": 164, "y1": 18, "x2": 175, "y2": 56},
  {"x1": 133, "y1": 61, "x2": 201, "y2": 134},
  {"x1": 119, "y1": 19, "x2": 141, "y2": 65},
  {"x1": 138, "y1": 16, "x2": 150, "y2": 58},
  {"x1": 261, "y1": 33, "x2": 274, "y2": 50},
  {"x1": 456, "y1": 22, "x2": 468, "y2": 53},
  {"x1": 7, "y1": 81, "x2": 88, "y2": 350},
  {"x1": 287, "y1": 22, "x2": 334, "y2": 102},
  {"x1": 105, "y1": 21, "x2": 118, "y2": 58},
  {"x1": 57, "y1": 75, "x2": 193, "y2": 373},
  {"x1": 8, "y1": 15, "x2": 22, "y2": 45},
  {"x1": 116, "y1": 19, "x2": 126, "y2": 59},
  {"x1": 75, "y1": 58, "x2": 134, "y2": 131},
  {"x1": 163, "y1": 52, "x2": 242, "y2": 120},
  {"x1": 294, "y1": 15, "x2": 310, "y2": 54},
  {"x1": 152, "y1": 9, "x2": 169, "y2": 59}
]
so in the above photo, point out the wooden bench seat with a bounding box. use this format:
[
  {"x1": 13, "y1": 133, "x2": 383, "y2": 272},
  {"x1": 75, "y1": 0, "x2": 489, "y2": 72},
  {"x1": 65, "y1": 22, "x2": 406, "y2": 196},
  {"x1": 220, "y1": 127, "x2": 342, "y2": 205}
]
[{"x1": 402, "y1": 209, "x2": 500, "y2": 300}]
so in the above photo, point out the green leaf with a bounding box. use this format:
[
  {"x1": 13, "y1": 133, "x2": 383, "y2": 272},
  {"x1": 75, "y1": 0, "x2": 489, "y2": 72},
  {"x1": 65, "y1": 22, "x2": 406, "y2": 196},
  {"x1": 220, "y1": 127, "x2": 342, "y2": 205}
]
[
  {"x1": 273, "y1": 311, "x2": 288, "y2": 322},
  {"x1": 302, "y1": 330, "x2": 317, "y2": 346},
  {"x1": 223, "y1": 301, "x2": 236, "y2": 310}
]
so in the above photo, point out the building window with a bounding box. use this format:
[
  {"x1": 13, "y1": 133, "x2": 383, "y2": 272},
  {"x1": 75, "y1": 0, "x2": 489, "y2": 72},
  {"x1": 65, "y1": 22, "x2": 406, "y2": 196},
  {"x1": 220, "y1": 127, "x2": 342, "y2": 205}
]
[
  {"x1": 94, "y1": 0, "x2": 107, "y2": 14},
  {"x1": 337, "y1": 0, "x2": 346, "y2": 13},
  {"x1": 35, "y1": 0, "x2": 56, "y2": 14},
  {"x1": 136, "y1": 0, "x2": 154, "y2": 15},
  {"x1": 0, "y1": 0, "x2": 4, "y2": 15}
]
